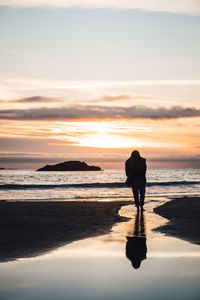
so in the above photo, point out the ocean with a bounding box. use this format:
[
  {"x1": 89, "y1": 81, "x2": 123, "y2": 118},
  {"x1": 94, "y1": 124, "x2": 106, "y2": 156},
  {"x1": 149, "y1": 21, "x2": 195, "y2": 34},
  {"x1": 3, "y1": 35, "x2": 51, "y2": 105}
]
[{"x1": 0, "y1": 168, "x2": 199, "y2": 202}]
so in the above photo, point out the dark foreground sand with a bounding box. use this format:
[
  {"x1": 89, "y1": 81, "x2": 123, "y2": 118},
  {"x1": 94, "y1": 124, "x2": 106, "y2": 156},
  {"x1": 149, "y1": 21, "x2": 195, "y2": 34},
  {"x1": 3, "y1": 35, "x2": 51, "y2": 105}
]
[
  {"x1": 154, "y1": 196, "x2": 200, "y2": 245},
  {"x1": 0, "y1": 201, "x2": 130, "y2": 263}
]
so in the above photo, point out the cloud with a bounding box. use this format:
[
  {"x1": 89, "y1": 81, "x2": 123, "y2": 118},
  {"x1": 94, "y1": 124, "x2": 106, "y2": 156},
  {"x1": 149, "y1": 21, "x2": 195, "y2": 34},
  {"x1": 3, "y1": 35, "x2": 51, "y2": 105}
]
[
  {"x1": 0, "y1": 153, "x2": 123, "y2": 164},
  {"x1": 99, "y1": 94, "x2": 132, "y2": 102},
  {"x1": 94, "y1": 94, "x2": 157, "y2": 102},
  {"x1": 149, "y1": 155, "x2": 200, "y2": 162},
  {"x1": 0, "y1": 0, "x2": 200, "y2": 15},
  {"x1": 12, "y1": 96, "x2": 60, "y2": 103},
  {"x1": 0, "y1": 152, "x2": 199, "y2": 165},
  {"x1": 1, "y1": 76, "x2": 200, "y2": 95},
  {"x1": 0, "y1": 104, "x2": 199, "y2": 120}
]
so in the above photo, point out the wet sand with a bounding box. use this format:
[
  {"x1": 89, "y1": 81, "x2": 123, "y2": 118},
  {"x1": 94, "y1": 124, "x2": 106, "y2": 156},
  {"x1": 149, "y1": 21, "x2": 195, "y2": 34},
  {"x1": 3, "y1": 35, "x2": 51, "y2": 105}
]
[
  {"x1": 0, "y1": 201, "x2": 130, "y2": 263},
  {"x1": 154, "y1": 196, "x2": 200, "y2": 245},
  {"x1": 1, "y1": 196, "x2": 199, "y2": 263}
]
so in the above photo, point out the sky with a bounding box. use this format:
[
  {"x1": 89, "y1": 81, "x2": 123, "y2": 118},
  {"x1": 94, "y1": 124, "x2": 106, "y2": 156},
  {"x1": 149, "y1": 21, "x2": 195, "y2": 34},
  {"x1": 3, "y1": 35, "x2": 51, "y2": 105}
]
[{"x1": 0, "y1": 0, "x2": 200, "y2": 169}]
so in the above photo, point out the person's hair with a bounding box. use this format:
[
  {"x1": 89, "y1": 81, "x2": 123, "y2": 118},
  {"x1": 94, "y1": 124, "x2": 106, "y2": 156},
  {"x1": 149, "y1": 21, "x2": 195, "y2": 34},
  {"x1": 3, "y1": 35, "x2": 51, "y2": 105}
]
[{"x1": 131, "y1": 150, "x2": 140, "y2": 158}]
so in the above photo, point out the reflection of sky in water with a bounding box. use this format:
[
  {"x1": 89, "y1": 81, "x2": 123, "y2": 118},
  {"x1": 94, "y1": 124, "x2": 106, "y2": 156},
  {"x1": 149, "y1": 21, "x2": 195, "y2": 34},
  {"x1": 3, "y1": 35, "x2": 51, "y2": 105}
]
[
  {"x1": 0, "y1": 203, "x2": 200, "y2": 300},
  {"x1": 0, "y1": 238, "x2": 199, "y2": 300}
]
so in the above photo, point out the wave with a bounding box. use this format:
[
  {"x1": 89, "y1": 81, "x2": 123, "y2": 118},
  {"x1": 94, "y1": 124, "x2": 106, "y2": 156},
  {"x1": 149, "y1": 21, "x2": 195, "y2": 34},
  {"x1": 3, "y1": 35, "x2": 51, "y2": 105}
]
[
  {"x1": 0, "y1": 195, "x2": 133, "y2": 202},
  {"x1": 0, "y1": 180, "x2": 199, "y2": 190}
]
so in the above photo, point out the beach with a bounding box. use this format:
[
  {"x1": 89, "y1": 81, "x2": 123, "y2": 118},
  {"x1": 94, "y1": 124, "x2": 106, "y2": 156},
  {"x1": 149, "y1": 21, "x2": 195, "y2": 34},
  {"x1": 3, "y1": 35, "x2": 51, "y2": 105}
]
[
  {"x1": 0, "y1": 200, "x2": 130, "y2": 263},
  {"x1": 1, "y1": 195, "x2": 200, "y2": 264},
  {"x1": 1, "y1": 154, "x2": 199, "y2": 264},
  {"x1": 154, "y1": 196, "x2": 200, "y2": 245},
  {"x1": 1, "y1": 194, "x2": 200, "y2": 300}
]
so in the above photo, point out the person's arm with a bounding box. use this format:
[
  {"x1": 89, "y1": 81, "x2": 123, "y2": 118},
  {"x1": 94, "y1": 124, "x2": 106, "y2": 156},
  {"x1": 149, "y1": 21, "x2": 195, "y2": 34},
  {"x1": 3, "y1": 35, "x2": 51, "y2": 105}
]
[
  {"x1": 125, "y1": 160, "x2": 129, "y2": 177},
  {"x1": 144, "y1": 159, "x2": 147, "y2": 174}
]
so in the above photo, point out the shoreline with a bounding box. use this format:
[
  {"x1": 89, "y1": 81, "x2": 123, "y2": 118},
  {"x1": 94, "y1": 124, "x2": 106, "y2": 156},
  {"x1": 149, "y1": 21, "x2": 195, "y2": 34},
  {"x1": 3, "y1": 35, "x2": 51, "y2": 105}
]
[
  {"x1": 1, "y1": 195, "x2": 199, "y2": 263},
  {"x1": 154, "y1": 196, "x2": 200, "y2": 245},
  {"x1": 0, "y1": 200, "x2": 130, "y2": 263}
]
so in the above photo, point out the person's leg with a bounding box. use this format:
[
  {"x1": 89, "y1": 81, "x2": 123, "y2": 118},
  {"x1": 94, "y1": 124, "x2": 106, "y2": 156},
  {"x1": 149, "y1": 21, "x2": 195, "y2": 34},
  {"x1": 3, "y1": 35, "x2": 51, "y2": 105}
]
[
  {"x1": 132, "y1": 181, "x2": 139, "y2": 208},
  {"x1": 138, "y1": 180, "x2": 146, "y2": 207}
]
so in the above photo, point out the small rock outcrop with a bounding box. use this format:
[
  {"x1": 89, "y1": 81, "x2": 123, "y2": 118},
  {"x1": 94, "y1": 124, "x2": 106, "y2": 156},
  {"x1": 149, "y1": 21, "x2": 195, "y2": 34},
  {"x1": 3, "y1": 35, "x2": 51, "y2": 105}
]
[{"x1": 37, "y1": 161, "x2": 101, "y2": 171}]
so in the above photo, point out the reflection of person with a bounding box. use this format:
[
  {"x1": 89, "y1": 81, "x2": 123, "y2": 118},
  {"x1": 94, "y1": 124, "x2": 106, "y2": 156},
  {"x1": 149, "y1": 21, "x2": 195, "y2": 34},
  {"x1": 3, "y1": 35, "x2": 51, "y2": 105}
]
[
  {"x1": 125, "y1": 150, "x2": 147, "y2": 210},
  {"x1": 126, "y1": 210, "x2": 147, "y2": 269}
]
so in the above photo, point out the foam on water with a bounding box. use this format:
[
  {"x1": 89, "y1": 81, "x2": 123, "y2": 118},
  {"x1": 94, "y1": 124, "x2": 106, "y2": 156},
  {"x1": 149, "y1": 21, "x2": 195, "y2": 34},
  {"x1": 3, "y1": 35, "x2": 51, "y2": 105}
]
[{"x1": 0, "y1": 168, "x2": 199, "y2": 201}]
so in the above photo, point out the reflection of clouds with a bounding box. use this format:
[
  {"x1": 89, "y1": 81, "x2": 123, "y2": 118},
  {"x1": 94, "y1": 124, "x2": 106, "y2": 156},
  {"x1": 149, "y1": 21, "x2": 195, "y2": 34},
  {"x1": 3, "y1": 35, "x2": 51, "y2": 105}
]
[{"x1": 149, "y1": 252, "x2": 200, "y2": 258}]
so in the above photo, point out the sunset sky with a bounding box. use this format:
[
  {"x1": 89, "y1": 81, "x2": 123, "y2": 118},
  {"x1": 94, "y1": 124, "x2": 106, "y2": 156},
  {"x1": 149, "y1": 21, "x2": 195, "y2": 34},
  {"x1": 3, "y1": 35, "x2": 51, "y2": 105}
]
[{"x1": 0, "y1": 1, "x2": 200, "y2": 169}]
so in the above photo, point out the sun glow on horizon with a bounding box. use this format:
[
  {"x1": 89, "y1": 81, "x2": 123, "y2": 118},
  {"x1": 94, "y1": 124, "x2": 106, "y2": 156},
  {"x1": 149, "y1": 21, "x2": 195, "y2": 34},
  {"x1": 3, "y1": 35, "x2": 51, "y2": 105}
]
[
  {"x1": 79, "y1": 133, "x2": 138, "y2": 148},
  {"x1": 63, "y1": 121, "x2": 168, "y2": 149},
  {"x1": 31, "y1": 120, "x2": 190, "y2": 149},
  {"x1": 78, "y1": 133, "x2": 178, "y2": 149},
  {"x1": 57, "y1": 121, "x2": 153, "y2": 148}
]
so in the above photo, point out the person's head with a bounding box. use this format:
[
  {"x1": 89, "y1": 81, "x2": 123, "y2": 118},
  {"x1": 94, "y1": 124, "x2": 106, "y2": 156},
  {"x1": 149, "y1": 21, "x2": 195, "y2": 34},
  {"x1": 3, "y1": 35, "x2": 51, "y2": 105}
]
[
  {"x1": 131, "y1": 150, "x2": 140, "y2": 158},
  {"x1": 132, "y1": 259, "x2": 141, "y2": 269}
]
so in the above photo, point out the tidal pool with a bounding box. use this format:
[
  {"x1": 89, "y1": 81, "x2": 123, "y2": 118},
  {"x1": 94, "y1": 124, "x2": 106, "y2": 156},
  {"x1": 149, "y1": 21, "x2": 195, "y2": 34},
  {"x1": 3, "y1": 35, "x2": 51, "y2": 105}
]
[{"x1": 0, "y1": 202, "x2": 199, "y2": 300}]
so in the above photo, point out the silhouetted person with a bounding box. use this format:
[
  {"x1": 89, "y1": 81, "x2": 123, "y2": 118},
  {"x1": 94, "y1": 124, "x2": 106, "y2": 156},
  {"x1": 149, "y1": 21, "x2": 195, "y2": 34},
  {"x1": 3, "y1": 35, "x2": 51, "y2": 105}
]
[
  {"x1": 125, "y1": 150, "x2": 146, "y2": 210},
  {"x1": 126, "y1": 210, "x2": 147, "y2": 269}
]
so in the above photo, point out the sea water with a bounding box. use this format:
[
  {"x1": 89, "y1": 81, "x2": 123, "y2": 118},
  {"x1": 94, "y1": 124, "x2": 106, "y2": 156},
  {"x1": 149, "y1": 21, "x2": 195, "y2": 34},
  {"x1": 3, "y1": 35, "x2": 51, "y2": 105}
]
[{"x1": 0, "y1": 168, "x2": 199, "y2": 201}]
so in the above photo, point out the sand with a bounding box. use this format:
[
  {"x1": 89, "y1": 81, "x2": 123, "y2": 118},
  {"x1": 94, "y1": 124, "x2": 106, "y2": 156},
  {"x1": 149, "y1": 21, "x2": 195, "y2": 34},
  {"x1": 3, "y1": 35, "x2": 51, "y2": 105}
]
[
  {"x1": 1, "y1": 196, "x2": 199, "y2": 263},
  {"x1": 0, "y1": 201, "x2": 130, "y2": 263},
  {"x1": 154, "y1": 196, "x2": 200, "y2": 245}
]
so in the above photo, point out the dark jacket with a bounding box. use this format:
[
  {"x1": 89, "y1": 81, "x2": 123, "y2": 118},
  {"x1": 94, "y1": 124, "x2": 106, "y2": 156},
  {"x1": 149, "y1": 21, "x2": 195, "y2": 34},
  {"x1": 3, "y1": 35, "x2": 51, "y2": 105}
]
[{"x1": 125, "y1": 156, "x2": 146, "y2": 183}]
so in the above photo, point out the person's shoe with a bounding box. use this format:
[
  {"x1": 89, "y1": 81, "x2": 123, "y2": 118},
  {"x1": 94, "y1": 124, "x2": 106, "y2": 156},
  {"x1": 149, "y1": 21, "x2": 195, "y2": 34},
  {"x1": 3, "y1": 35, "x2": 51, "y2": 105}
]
[{"x1": 141, "y1": 206, "x2": 145, "y2": 211}]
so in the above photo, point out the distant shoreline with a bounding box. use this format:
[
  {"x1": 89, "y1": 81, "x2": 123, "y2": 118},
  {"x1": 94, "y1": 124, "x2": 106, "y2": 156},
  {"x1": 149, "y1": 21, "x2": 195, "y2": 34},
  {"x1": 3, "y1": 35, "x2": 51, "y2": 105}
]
[
  {"x1": 154, "y1": 196, "x2": 200, "y2": 245},
  {"x1": 0, "y1": 201, "x2": 130, "y2": 263}
]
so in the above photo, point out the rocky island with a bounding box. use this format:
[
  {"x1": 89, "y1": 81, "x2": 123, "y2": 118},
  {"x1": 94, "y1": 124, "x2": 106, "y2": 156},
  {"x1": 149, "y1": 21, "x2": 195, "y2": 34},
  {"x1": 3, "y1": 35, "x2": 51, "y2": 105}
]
[{"x1": 37, "y1": 160, "x2": 101, "y2": 171}]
